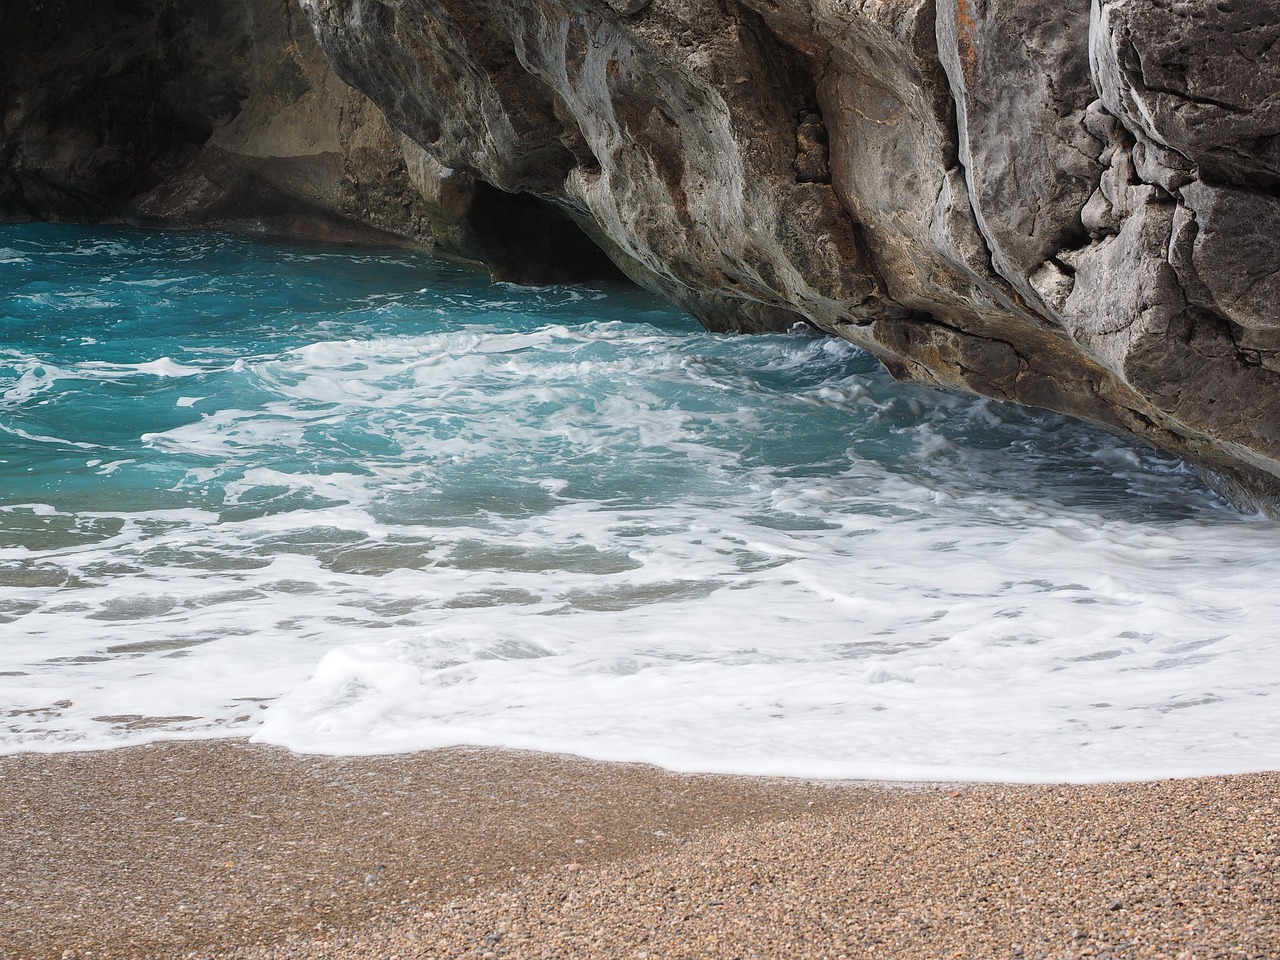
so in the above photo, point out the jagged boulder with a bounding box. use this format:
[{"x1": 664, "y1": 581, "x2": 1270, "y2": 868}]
[{"x1": 299, "y1": 0, "x2": 1280, "y2": 510}]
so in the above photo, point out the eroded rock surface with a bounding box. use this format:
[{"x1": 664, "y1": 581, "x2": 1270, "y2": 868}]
[
  {"x1": 300, "y1": 0, "x2": 1280, "y2": 510},
  {"x1": 0, "y1": 0, "x2": 437, "y2": 244},
  {"x1": 0, "y1": 0, "x2": 621, "y2": 282}
]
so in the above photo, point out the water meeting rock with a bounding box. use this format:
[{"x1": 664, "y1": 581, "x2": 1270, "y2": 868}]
[
  {"x1": 298, "y1": 0, "x2": 1280, "y2": 511},
  {"x1": 4, "y1": 0, "x2": 1279, "y2": 511}
]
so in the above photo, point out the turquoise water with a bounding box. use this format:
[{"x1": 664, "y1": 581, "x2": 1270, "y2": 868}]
[{"x1": 3, "y1": 223, "x2": 1279, "y2": 781}]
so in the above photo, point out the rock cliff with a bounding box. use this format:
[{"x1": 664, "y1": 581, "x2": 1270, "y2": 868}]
[
  {"x1": 0, "y1": 0, "x2": 430, "y2": 244},
  {"x1": 0, "y1": 0, "x2": 619, "y2": 280},
  {"x1": 298, "y1": 0, "x2": 1280, "y2": 511}
]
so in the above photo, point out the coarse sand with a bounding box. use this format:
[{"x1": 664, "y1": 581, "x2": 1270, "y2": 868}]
[{"x1": 1, "y1": 741, "x2": 1276, "y2": 959}]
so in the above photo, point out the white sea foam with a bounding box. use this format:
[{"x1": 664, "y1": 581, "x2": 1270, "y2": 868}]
[
  {"x1": 0, "y1": 423, "x2": 103, "y2": 450},
  {"x1": 3, "y1": 226, "x2": 1279, "y2": 782},
  {"x1": 78, "y1": 357, "x2": 218, "y2": 378}
]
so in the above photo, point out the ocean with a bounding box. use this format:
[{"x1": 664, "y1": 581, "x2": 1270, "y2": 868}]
[{"x1": 3, "y1": 222, "x2": 1278, "y2": 782}]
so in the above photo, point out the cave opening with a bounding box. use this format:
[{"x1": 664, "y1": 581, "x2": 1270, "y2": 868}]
[{"x1": 463, "y1": 181, "x2": 628, "y2": 286}]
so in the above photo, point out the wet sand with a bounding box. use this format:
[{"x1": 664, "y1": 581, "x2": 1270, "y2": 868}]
[{"x1": 1, "y1": 741, "x2": 1276, "y2": 959}]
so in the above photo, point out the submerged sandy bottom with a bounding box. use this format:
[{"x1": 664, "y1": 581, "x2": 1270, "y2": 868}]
[
  {"x1": 9, "y1": 225, "x2": 1280, "y2": 783},
  {"x1": 2, "y1": 741, "x2": 1276, "y2": 960}
]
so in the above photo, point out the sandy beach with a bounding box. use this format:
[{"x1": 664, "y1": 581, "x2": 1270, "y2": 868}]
[{"x1": 1, "y1": 741, "x2": 1276, "y2": 960}]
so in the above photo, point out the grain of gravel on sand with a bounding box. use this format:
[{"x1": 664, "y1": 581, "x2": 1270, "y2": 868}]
[{"x1": 1, "y1": 742, "x2": 1277, "y2": 960}]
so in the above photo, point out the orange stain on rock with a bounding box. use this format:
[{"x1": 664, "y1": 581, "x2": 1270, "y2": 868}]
[{"x1": 956, "y1": 0, "x2": 979, "y2": 86}]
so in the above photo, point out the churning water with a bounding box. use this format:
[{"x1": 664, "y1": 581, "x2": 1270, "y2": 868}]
[{"x1": 2, "y1": 223, "x2": 1278, "y2": 781}]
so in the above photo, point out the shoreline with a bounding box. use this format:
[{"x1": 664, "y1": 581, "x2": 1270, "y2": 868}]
[{"x1": 2, "y1": 741, "x2": 1276, "y2": 959}]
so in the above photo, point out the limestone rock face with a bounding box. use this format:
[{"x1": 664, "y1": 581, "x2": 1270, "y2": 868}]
[
  {"x1": 1, "y1": 0, "x2": 625, "y2": 279},
  {"x1": 300, "y1": 0, "x2": 1280, "y2": 509},
  {"x1": 0, "y1": 0, "x2": 436, "y2": 244}
]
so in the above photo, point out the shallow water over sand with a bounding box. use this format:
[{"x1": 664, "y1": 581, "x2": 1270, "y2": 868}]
[{"x1": 3, "y1": 223, "x2": 1279, "y2": 781}]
